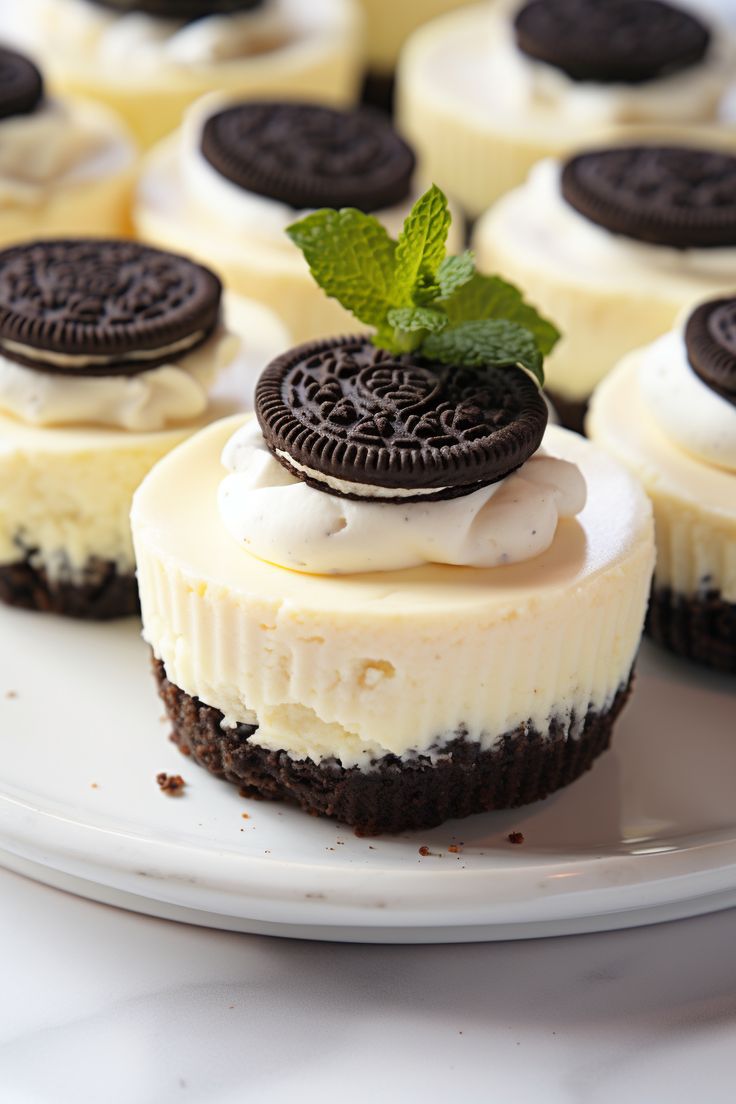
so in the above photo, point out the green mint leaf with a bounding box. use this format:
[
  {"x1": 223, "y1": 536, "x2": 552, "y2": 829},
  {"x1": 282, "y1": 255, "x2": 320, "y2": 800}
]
[
  {"x1": 287, "y1": 208, "x2": 396, "y2": 327},
  {"x1": 386, "y1": 307, "x2": 448, "y2": 334},
  {"x1": 391, "y1": 184, "x2": 451, "y2": 307},
  {"x1": 436, "y1": 251, "x2": 475, "y2": 299},
  {"x1": 443, "y1": 273, "x2": 560, "y2": 356},
  {"x1": 422, "y1": 320, "x2": 544, "y2": 385}
]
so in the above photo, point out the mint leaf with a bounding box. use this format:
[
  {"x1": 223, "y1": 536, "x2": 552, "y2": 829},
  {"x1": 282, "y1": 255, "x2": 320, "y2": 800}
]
[
  {"x1": 387, "y1": 307, "x2": 448, "y2": 334},
  {"x1": 287, "y1": 208, "x2": 396, "y2": 327},
  {"x1": 437, "y1": 251, "x2": 475, "y2": 299},
  {"x1": 422, "y1": 320, "x2": 544, "y2": 385},
  {"x1": 444, "y1": 273, "x2": 559, "y2": 356},
  {"x1": 391, "y1": 185, "x2": 450, "y2": 307}
]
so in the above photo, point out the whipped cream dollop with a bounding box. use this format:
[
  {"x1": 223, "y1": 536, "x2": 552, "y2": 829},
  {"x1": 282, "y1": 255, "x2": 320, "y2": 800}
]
[
  {"x1": 487, "y1": 12, "x2": 733, "y2": 126},
  {"x1": 0, "y1": 0, "x2": 346, "y2": 72},
  {"x1": 218, "y1": 420, "x2": 587, "y2": 574},
  {"x1": 509, "y1": 159, "x2": 736, "y2": 285},
  {"x1": 0, "y1": 327, "x2": 239, "y2": 431},
  {"x1": 638, "y1": 325, "x2": 736, "y2": 472},
  {"x1": 0, "y1": 96, "x2": 133, "y2": 207}
]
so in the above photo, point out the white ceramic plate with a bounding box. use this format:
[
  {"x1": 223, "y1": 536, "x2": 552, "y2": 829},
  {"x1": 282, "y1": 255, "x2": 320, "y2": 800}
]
[{"x1": 0, "y1": 604, "x2": 734, "y2": 943}]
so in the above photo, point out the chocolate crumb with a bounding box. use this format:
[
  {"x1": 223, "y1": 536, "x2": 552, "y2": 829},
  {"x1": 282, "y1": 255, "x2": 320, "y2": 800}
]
[
  {"x1": 418, "y1": 845, "x2": 430, "y2": 856},
  {"x1": 508, "y1": 831, "x2": 525, "y2": 845},
  {"x1": 156, "y1": 772, "x2": 186, "y2": 796}
]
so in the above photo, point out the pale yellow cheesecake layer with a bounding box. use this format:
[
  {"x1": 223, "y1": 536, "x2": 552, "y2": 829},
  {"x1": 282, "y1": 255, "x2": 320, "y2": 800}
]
[
  {"x1": 0, "y1": 298, "x2": 289, "y2": 582},
  {"x1": 588, "y1": 354, "x2": 736, "y2": 603},
  {"x1": 358, "y1": 0, "x2": 474, "y2": 73},
  {"x1": 397, "y1": 4, "x2": 736, "y2": 217},
  {"x1": 7, "y1": 0, "x2": 363, "y2": 151},
  {"x1": 134, "y1": 130, "x2": 463, "y2": 344},
  {"x1": 132, "y1": 416, "x2": 654, "y2": 768},
  {"x1": 473, "y1": 163, "x2": 736, "y2": 403}
]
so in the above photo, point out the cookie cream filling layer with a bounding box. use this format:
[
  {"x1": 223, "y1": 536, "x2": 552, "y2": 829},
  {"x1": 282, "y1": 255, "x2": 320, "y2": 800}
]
[
  {"x1": 0, "y1": 326, "x2": 239, "y2": 431},
  {"x1": 0, "y1": 96, "x2": 134, "y2": 207},
  {"x1": 132, "y1": 415, "x2": 654, "y2": 767},
  {"x1": 218, "y1": 419, "x2": 587, "y2": 573},
  {"x1": 485, "y1": 159, "x2": 736, "y2": 286},
  {"x1": 488, "y1": 14, "x2": 733, "y2": 128},
  {"x1": 2, "y1": 0, "x2": 348, "y2": 74},
  {"x1": 638, "y1": 326, "x2": 736, "y2": 472}
]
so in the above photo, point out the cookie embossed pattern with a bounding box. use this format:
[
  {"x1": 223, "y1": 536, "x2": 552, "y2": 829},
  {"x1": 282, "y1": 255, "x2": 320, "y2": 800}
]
[{"x1": 133, "y1": 186, "x2": 655, "y2": 834}]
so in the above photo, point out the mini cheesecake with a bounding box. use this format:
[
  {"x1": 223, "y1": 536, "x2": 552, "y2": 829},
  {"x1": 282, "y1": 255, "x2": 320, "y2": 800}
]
[
  {"x1": 0, "y1": 0, "x2": 362, "y2": 150},
  {"x1": 0, "y1": 45, "x2": 135, "y2": 244},
  {"x1": 474, "y1": 144, "x2": 736, "y2": 430},
  {"x1": 132, "y1": 336, "x2": 654, "y2": 833},
  {"x1": 397, "y1": 0, "x2": 735, "y2": 218},
  {"x1": 588, "y1": 299, "x2": 736, "y2": 673},
  {"x1": 134, "y1": 98, "x2": 463, "y2": 342},
  {"x1": 0, "y1": 239, "x2": 289, "y2": 619}
]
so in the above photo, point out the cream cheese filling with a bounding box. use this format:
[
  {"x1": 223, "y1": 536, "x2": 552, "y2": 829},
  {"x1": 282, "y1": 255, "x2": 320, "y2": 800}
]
[
  {"x1": 0, "y1": 326, "x2": 240, "y2": 431},
  {"x1": 218, "y1": 419, "x2": 587, "y2": 574}
]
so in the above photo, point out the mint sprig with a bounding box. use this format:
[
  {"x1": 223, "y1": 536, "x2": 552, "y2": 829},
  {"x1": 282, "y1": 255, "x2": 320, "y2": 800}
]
[{"x1": 287, "y1": 184, "x2": 559, "y2": 385}]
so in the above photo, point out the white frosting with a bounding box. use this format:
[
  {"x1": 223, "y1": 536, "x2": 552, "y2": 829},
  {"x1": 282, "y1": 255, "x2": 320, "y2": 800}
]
[
  {"x1": 487, "y1": 11, "x2": 734, "y2": 127},
  {"x1": 507, "y1": 159, "x2": 736, "y2": 285},
  {"x1": 638, "y1": 326, "x2": 736, "y2": 473},
  {"x1": 218, "y1": 420, "x2": 586, "y2": 574},
  {"x1": 1, "y1": 0, "x2": 344, "y2": 72},
  {"x1": 0, "y1": 96, "x2": 133, "y2": 207},
  {"x1": 176, "y1": 94, "x2": 421, "y2": 253},
  {"x1": 0, "y1": 327, "x2": 239, "y2": 431}
]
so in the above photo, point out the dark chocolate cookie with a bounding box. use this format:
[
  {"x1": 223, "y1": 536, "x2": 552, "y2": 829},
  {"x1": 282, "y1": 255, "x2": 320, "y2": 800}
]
[
  {"x1": 514, "y1": 0, "x2": 710, "y2": 84},
  {"x1": 0, "y1": 46, "x2": 43, "y2": 121},
  {"x1": 561, "y1": 146, "x2": 736, "y2": 248},
  {"x1": 0, "y1": 240, "x2": 222, "y2": 377},
  {"x1": 89, "y1": 0, "x2": 264, "y2": 18},
  {"x1": 201, "y1": 102, "x2": 416, "y2": 213},
  {"x1": 685, "y1": 298, "x2": 736, "y2": 406},
  {"x1": 255, "y1": 337, "x2": 548, "y2": 501}
]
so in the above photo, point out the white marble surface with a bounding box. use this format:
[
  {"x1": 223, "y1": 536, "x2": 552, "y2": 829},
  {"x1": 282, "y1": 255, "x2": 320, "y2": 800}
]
[{"x1": 1, "y1": 866, "x2": 735, "y2": 1103}]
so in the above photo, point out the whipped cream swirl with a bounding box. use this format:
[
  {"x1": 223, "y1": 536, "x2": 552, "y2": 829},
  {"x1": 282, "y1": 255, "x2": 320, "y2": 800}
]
[
  {"x1": 638, "y1": 324, "x2": 736, "y2": 472},
  {"x1": 218, "y1": 420, "x2": 587, "y2": 574},
  {"x1": 0, "y1": 327, "x2": 239, "y2": 431}
]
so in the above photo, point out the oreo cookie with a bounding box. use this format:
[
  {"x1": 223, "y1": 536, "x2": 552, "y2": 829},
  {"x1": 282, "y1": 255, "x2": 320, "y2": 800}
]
[
  {"x1": 255, "y1": 337, "x2": 548, "y2": 502},
  {"x1": 514, "y1": 0, "x2": 710, "y2": 84},
  {"x1": 0, "y1": 240, "x2": 222, "y2": 377},
  {"x1": 685, "y1": 298, "x2": 736, "y2": 406},
  {"x1": 0, "y1": 46, "x2": 43, "y2": 121},
  {"x1": 561, "y1": 146, "x2": 736, "y2": 248},
  {"x1": 89, "y1": 0, "x2": 264, "y2": 18},
  {"x1": 201, "y1": 103, "x2": 416, "y2": 213}
]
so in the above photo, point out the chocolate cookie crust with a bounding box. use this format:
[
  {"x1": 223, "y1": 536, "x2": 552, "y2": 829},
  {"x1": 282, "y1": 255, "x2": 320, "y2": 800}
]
[
  {"x1": 255, "y1": 337, "x2": 548, "y2": 500},
  {"x1": 0, "y1": 240, "x2": 222, "y2": 376},
  {"x1": 154, "y1": 659, "x2": 632, "y2": 834},
  {"x1": 561, "y1": 146, "x2": 736, "y2": 249},
  {"x1": 201, "y1": 102, "x2": 416, "y2": 213},
  {"x1": 0, "y1": 47, "x2": 44, "y2": 121},
  {"x1": 89, "y1": 0, "x2": 264, "y2": 18},
  {"x1": 685, "y1": 298, "x2": 736, "y2": 406},
  {"x1": 514, "y1": 0, "x2": 710, "y2": 84},
  {"x1": 647, "y1": 586, "x2": 736, "y2": 674},
  {"x1": 0, "y1": 555, "x2": 139, "y2": 620}
]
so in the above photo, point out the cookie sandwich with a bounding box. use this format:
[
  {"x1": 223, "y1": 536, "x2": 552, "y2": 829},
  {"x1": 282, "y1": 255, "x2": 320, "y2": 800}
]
[
  {"x1": 0, "y1": 44, "x2": 135, "y2": 245},
  {"x1": 589, "y1": 298, "x2": 736, "y2": 673},
  {"x1": 135, "y1": 97, "x2": 462, "y2": 342},
  {"x1": 0, "y1": 0, "x2": 362, "y2": 150},
  {"x1": 132, "y1": 187, "x2": 654, "y2": 833},
  {"x1": 474, "y1": 143, "x2": 736, "y2": 431},
  {"x1": 397, "y1": 0, "x2": 735, "y2": 217},
  {"x1": 0, "y1": 239, "x2": 288, "y2": 619}
]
